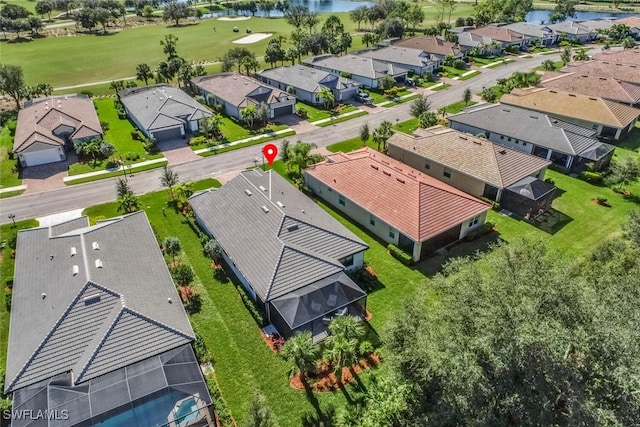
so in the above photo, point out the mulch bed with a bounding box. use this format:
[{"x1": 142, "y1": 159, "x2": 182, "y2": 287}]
[
  {"x1": 178, "y1": 285, "x2": 193, "y2": 303},
  {"x1": 290, "y1": 353, "x2": 381, "y2": 392}
]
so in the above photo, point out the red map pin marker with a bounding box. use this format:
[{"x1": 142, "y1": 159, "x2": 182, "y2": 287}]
[{"x1": 263, "y1": 144, "x2": 278, "y2": 166}]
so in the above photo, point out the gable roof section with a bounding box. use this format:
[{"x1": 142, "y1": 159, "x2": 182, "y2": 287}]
[
  {"x1": 471, "y1": 25, "x2": 527, "y2": 42},
  {"x1": 547, "y1": 21, "x2": 594, "y2": 35},
  {"x1": 305, "y1": 148, "x2": 490, "y2": 242},
  {"x1": 393, "y1": 36, "x2": 463, "y2": 57},
  {"x1": 540, "y1": 72, "x2": 640, "y2": 104},
  {"x1": 304, "y1": 54, "x2": 408, "y2": 79},
  {"x1": 448, "y1": 103, "x2": 612, "y2": 157},
  {"x1": 593, "y1": 47, "x2": 640, "y2": 66},
  {"x1": 6, "y1": 211, "x2": 194, "y2": 393},
  {"x1": 456, "y1": 31, "x2": 492, "y2": 48},
  {"x1": 502, "y1": 22, "x2": 555, "y2": 38},
  {"x1": 257, "y1": 66, "x2": 360, "y2": 94},
  {"x1": 192, "y1": 73, "x2": 295, "y2": 109},
  {"x1": 14, "y1": 95, "x2": 102, "y2": 153},
  {"x1": 118, "y1": 85, "x2": 212, "y2": 131},
  {"x1": 500, "y1": 87, "x2": 640, "y2": 128},
  {"x1": 360, "y1": 46, "x2": 437, "y2": 68},
  {"x1": 561, "y1": 60, "x2": 640, "y2": 84},
  {"x1": 189, "y1": 170, "x2": 367, "y2": 303},
  {"x1": 388, "y1": 125, "x2": 551, "y2": 188}
]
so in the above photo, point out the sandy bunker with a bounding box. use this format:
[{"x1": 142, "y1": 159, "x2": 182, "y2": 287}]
[{"x1": 233, "y1": 33, "x2": 272, "y2": 44}]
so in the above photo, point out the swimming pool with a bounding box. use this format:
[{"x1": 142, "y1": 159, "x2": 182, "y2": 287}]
[{"x1": 173, "y1": 397, "x2": 200, "y2": 426}]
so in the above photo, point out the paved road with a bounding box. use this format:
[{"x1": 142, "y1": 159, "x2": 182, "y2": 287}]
[{"x1": 0, "y1": 53, "x2": 561, "y2": 225}]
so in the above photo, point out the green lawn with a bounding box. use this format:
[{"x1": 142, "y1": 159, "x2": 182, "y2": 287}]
[
  {"x1": 198, "y1": 129, "x2": 296, "y2": 157},
  {"x1": 0, "y1": 219, "x2": 40, "y2": 371},
  {"x1": 365, "y1": 88, "x2": 411, "y2": 105},
  {"x1": 486, "y1": 58, "x2": 516, "y2": 68},
  {"x1": 438, "y1": 66, "x2": 467, "y2": 78},
  {"x1": 66, "y1": 160, "x2": 168, "y2": 185},
  {"x1": 0, "y1": 119, "x2": 21, "y2": 188},
  {"x1": 315, "y1": 110, "x2": 368, "y2": 126},
  {"x1": 382, "y1": 93, "x2": 421, "y2": 108},
  {"x1": 393, "y1": 118, "x2": 420, "y2": 135},
  {"x1": 469, "y1": 55, "x2": 500, "y2": 66},
  {"x1": 431, "y1": 83, "x2": 451, "y2": 91},
  {"x1": 457, "y1": 70, "x2": 481, "y2": 80},
  {"x1": 81, "y1": 179, "x2": 382, "y2": 426},
  {"x1": 326, "y1": 136, "x2": 378, "y2": 153},
  {"x1": 534, "y1": 60, "x2": 564, "y2": 71},
  {"x1": 68, "y1": 99, "x2": 164, "y2": 176},
  {"x1": 444, "y1": 100, "x2": 478, "y2": 115},
  {"x1": 296, "y1": 102, "x2": 358, "y2": 123}
]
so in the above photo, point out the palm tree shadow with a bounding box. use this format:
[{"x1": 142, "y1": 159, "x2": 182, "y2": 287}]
[{"x1": 301, "y1": 403, "x2": 335, "y2": 427}]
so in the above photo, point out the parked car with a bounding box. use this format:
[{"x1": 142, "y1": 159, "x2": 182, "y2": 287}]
[{"x1": 355, "y1": 92, "x2": 373, "y2": 105}]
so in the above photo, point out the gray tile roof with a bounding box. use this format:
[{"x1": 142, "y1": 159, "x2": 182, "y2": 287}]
[
  {"x1": 448, "y1": 103, "x2": 609, "y2": 157},
  {"x1": 502, "y1": 22, "x2": 555, "y2": 38},
  {"x1": 118, "y1": 85, "x2": 212, "y2": 132},
  {"x1": 360, "y1": 46, "x2": 438, "y2": 68},
  {"x1": 303, "y1": 54, "x2": 409, "y2": 79},
  {"x1": 257, "y1": 66, "x2": 360, "y2": 94},
  {"x1": 6, "y1": 212, "x2": 194, "y2": 393},
  {"x1": 547, "y1": 21, "x2": 594, "y2": 35},
  {"x1": 190, "y1": 169, "x2": 368, "y2": 303}
]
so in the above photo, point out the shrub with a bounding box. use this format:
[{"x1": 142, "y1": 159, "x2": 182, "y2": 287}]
[
  {"x1": 237, "y1": 284, "x2": 266, "y2": 327},
  {"x1": 193, "y1": 332, "x2": 212, "y2": 364},
  {"x1": 206, "y1": 378, "x2": 234, "y2": 427},
  {"x1": 79, "y1": 89, "x2": 93, "y2": 98},
  {"x1": 545, "y1": 177, "x2": 555, "y2": 186},
  {"x1": 453, "y1": 59, "x2": 467, "y2": 69},
  {"x1": 143, "y1": 137, "x2": 158, "y2": 154},
  {"x1": 7, "y1": 150, "x2": 14, "y2": 160},
  {"x1": 5, "y1": 290, "x2": 11, "y2": 311},
  {"x1": 188, "y1": 135, "x2": 208, "y2": 147},
  {"x1": 581, "y1": 171, "x2": 604, "y2": 185},
  {"x1": 170, "y1": 264, "x2": 195, "y2": 286},
  {"x1": 388, "y1": 244, "x2": 413, "y2": 265},
  {"x1": 296, "y1": 107, "x2": 308, "y2": 119},
  {"x1": 100, "y1": 120, "x2": 110, "y2": 131},
  {"x1": 215, "y1": 104, "x2": 224, "y2": 113},
  {"x1": 596, "y1": 195, "x2": 608, "y2": 205},
  {"x1": 465, "y1": 222, "x2": 495, "y2": 241},
  {"x1": 184, "y1": 290, "x2": 202, "y2": 314},
  {"x1": 359, "y1": 340, "x2": 374, "y2": 357},
  {"x1": 7, "y1": 120, "x2": 17, "y2": 136},
  {"x1": 105, "y1": 156, "x2": 119, "y2": 169},
  {"x1": 123, "y1": 152, "x2": 140, "y2": 161},
  {"x1": 131, "y1": 129, "x2": 141, "y2": 140}
]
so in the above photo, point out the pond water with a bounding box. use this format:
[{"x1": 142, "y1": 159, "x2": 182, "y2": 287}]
[
  {"x1": 525, "y1": 10, "x2": 640, "y2": 24},
  {"x1": 202, "y1": 0, "x2": 376, "y2": 18}
]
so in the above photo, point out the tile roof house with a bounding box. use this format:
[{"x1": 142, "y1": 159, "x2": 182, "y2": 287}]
[
  {"x1": 540, "y1": 72, "x2": 640, "y2": 106},
  {"x1": 118, "y1": 84, "x2": 212, "y2": 141},
  {"x1": 14, "y1": 95, "x2": 103, "y2": 167},
  {"x1": 471, "y1": 25, "x2": 529, "y2": 47},
  {"x1": 6, "y1": 212, "x2": 212, "y2": 426},
  {"x1": 578, "y1": 18, "x2": 616, "y2": 33},
  {"x1": 190, "y1": 169, "x2": 369, "y2": 342},
  {"x1": 256, "y1": 65, "x2": 360, "y2": 105},
  {"x1": 303, "y1": 54, "x2": 409, "y2": 89},
  {"x1": 305, "y1": 148, "x2": 490, "y2": 261},
  {"x1": 547, "y1": 21, "x2": 596, "y2": 43},
  {"x1": 387, "y1": 125, "x2": 552, "y2": 203},
  {"x1": 593, "y1": 47, "x2": 640, "y2": 65},
  {"x1": 393, "y1": 36, "x2": 465, "y2": 61},
  {"x1": 360, "y1": 46, "x2": 438, "y2": 76},
  {"x1": 502, "y1": 22, "x2": 558, "y2": 46},
  {"x1": 448, "y1": 103, "x2": 616, "y2": 171},
  {"x1": 192, "y1": 72, "x2": 296, "y2": 121},
  {"x1": 561, "y1": 60, "x2": 640, "y2": 85},
  {"x1": 455, "y1": 31, "x2": 498, "y2": 55},
  {"x1": 500, "y1": 87, "x2": 640, "y2": 140},
  {"x1": 613, "y1": 16, "x2": 640, "y2": 38}
]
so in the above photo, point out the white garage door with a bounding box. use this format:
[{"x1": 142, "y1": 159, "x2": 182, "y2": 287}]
[{"x1": 23, "y1": 149, "x2": 61, "y2": 167}]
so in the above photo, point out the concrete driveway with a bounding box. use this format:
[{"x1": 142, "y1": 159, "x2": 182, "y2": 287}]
[
  {"x1": 21, "y1": 159, "x2": 69, "y2": 194},
  {"x1": 157, "y1": 138, "x2": 200, "y2": 165}
]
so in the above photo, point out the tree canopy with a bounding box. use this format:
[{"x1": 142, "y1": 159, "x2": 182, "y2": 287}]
[
  {"x1": 474, "y1": 0, "x2": 532, "y2": 26},
  {"x1": 382, "y1": 238, "x2": 640, "y2": 425}
]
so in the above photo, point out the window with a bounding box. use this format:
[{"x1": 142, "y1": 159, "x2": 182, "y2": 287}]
[
  {"x1": 389, "y1": 227, "x2": 396, "y2": 239},
  {"x1": 339, "y1": 194, "x2": 345, "y2": 206},
  {"x1": 443, "y1": 167, "x2": 452, "y2": 178},
  {"x1": 500, "y1": 135, "x2": 504, "y2": 140},
  {"x1": 522, "y1": 142, "x2": 527, "y2": 147},
  {"x1": 507, "y1": 137, "x2": 512, "y2": 142},
  {"x1": 328, "y1": 187, "x2": 332, "y2": 192},
  {"x1": 535, "y1": 171, "x2": 541, "y2": 179},
  {"x1": 514, "y1": 140, "x2": 519, "y2": 144},
  {"x1": 339, "y1": 255, "x2": 354, "y2": 267},
  {"x1": 468, "y1": 215, "x2": 480, "y2": 228},
  {"x1": 369, "y1": 214, "x2": 376, "y2": 226},
  {"x1": 424, "y1": 159, "x2": 431, "y2": 170},
  {"x1": 486, "y1": 132, "x2": 491, "y2": 138}
]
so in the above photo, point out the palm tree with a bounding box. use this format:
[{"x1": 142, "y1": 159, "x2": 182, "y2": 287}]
[
  {"x1": 286, "y1": 141, "x2": 323, "y2": 179},
  {"x1": 241, "y1": 55, "x2": 259, "y2": 75},
  {"x1": 360, "y1": 123, "x2": 369, "y2": 146},
  {"x1": 117, "y1": 191, "x2": 141, "y2": 213},
  {"x1": 541, "y1": 59, "x2": 557, "y2": 71},
  {"x1": 160, "y1": 164, "x2": 179, "y2": 199},
  {"x1": 372, "y1": 121, "x2": 393, "y2": 152},
  {"x1": 317, "y1": 88, "x2": 335, "y2": 110},
  {"x1": 324, "y1": 335, "x2": 357, "y2": 386},
  {"x1": 328, "y1": 315, "x2": 365, "y2": 343},
  {"x1": 116, "y1": 178, "x2": 130, "y2": 198},
  {"x1": 463, "y1": 87, "x2": 472, "y2": 106},
  {"x1": 241, "y1": 105, "x2": 257, "y2": 128},
  {"x1": 136, "y1": 63, "x2": 153, "y2": 85},
  {"x1": 76, "y1": 138, "x2": 102, "y2": 167},
  {"x1": 573, "y1": 48, "x2": 589, "y2": 61},
  {"x1": 280, "y1": 331, "x2": 318, "y2": 382},
  {"x1": 279, "y1": 139, "x2": 291, "y2": 162},
  {"x1": 561, "y1": 46, "x2": 572, "y2": 65}
]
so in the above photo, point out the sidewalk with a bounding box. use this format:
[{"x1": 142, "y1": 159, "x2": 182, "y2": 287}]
[
  {"x1": 0, "y1": 185, "x2": 26, "y2": 194},
  {"x1": 62, "y1": 158, "x2": 167, "y2": 183},
  {"x1": 193, "y1": 128, "x2": 295, "y2": 155}
]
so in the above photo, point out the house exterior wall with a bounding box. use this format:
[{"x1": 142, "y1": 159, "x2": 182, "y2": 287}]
[
  {"x1": 305, "y1": 173, "x2": 404, "y2": 248},
  {"x1": 311, "y1": 65, "x2": 379, "y2": 88},
  {"x1": 458, "y1": 210, "x2": 488, "y2": 239},
  {"x1": 449, "y1": 120, "x2": 534, "y2": 155},
  {"x1": 375, "y1": 60, "x2": 432, "y2": 76}
]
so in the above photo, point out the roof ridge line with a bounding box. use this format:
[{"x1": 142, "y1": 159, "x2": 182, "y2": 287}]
[
  {"x1": 283, "y1": 242, "x2": 345, "y2": 269},
  {"x1": 265, "y1": 236, "x2": 286, "y2": 302},
  {"x1": 282, "y1": 214, "x2": 367, "y2": 249}
]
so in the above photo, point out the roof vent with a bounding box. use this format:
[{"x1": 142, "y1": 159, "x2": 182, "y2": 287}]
[
  {"x1": 259, "y1": 185, "x2": 267, "y2": 192},
  {"x1": 381, "y1": 160, "x2": 390, "y2": 165},
  {"x1": 501, "y1": 108, "x2": 510, "y2": 112},
  {"x1": 530, "y1": 115, "x2": 538, "y2": 119},
  {"x1": 92, "y1": 241, "x2": 99, "y2": 250},
  {"x1": 549, "y1": 90, "x2": 557, "y2": 93},
  {"x1": 261, "y1": 205, "x2": 270, "y2": 213},
  {"x1": 568, "y1": 94, "x2": 576, "y2": 97},
  {"x1": 287, "y1": 225, "x2": 299, "y2": 232},
  {"x1": 72, "y1": 265, "x2": 79, "y2": 276},
  {"x1": 383, "y1": 170, "x2": 391, "y2": 176},
  {"x1": 459, "y1": 136, "x2": 468, "y2": 140},
  {"x1": 245, "y1": 189, "x2": 252, "y2": 196},
  {"x1": 95, "y1": 259, "x2": 103, "y2": 268},
  {"x1": 168, "y1": 297, "x2": 173, "y2": 303},
  {"x1": 42, "y1": 293, "x2": 46, "y2": 299},
  {"x1": 70, "y1": 247, "x2": 77, "y2": 257},
  {"x1": 276, "y1": 201, "x2": 285, "y2": 208},
  {"x1": 589, "y1": 97, "x2": 597, "y2": 100},
  {"x1": 499, "y1": 149, "x2": 507, "y2": 155},
  {"x1": 84, "y1": 294, "x2": 101, "y2": 305},
  {"x1": 370, "y1": 164, "x2": 379, "y2": 170},
  {"x1": 396, "y1": 177, "x2": 405, "y2": 184}
]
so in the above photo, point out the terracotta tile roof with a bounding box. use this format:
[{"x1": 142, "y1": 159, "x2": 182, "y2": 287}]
[
  {"x1": 305, "y1": 148, "x2": 490, "y2": 242},
  {"x1": 388, "y1": 125, "x2": 551, "y2": 188},
  {"x1": 501, "y1": 87, "x2": 640, "y2": 128},
  {"x1": 615, "y1": 17, "x2": 640, "y2": 29},
  {"x1": 540, "y1": 72, "x2": 640, "y2": 104},
  {"x1": 561, "y1": 60, "x2": 640, "y2": 84},
  {"x1": 14, "y1": 95, "x2": 103, "y2": 153},
  {"x1": 593, "y1": 47, "x2": 640, "y2": 66},
  {"x1": 192, "y1": 73, "x2": 295, "y2": 108},
  {"x1": 470, "y1": 25, "x2": 527, "y2": 42},
  {"x1": 393, "y1": 36, "x2": 463, "y2": 57}
]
